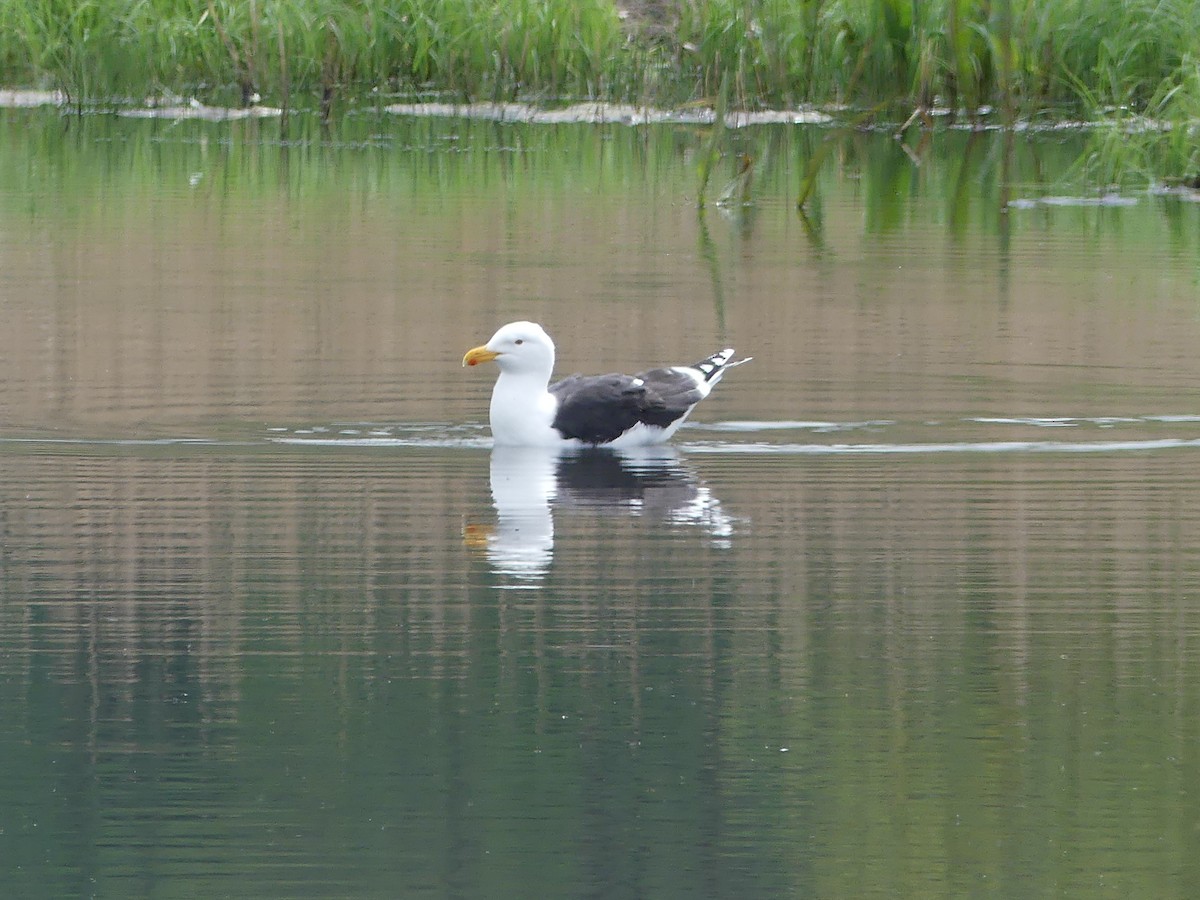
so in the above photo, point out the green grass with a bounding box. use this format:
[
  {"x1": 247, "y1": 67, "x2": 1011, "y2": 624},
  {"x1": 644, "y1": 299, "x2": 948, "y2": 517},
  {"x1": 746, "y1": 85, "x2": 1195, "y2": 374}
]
[
  {"x1": 0, "y1": 0, "x2": 1195, "y2": 111},
  {"x1": 0, "y1": 0, "x2": 630, "y2": 106},
  {"x1": 2, "y1": 0, "x2": 1199, "y2": 180},
  {"x1": 672, "y1": 0, "x2": 1200, "y2": 115}
]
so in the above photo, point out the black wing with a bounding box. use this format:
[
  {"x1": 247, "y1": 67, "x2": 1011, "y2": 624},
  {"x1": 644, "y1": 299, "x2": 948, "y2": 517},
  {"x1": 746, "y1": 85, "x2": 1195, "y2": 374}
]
[
  {"x1": 636, "y1": 366, "x2": 708, "y2": 406},
  {"x1": 550, "y1": 372, "x2": 696, "y2": 444}
]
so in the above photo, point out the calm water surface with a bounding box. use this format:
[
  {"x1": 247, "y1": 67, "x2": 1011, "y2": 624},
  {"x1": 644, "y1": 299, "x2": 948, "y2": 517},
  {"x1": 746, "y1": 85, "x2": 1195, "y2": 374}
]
[{"x1": 3, "y1": 108, "x2": 1200, "y2": 897}]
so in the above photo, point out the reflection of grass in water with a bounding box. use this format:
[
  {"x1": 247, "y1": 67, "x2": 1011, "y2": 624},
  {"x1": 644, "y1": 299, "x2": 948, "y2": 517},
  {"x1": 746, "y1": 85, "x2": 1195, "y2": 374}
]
[{"x1": 0, "y1": 109, "x2": 1152, "y2": 242}]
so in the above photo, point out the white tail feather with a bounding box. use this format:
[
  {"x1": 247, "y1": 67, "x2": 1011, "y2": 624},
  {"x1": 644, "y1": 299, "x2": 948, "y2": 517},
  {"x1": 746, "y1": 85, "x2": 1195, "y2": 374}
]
[{"x1": 692, "y1": 349, "x2": 753, "y2": 383}]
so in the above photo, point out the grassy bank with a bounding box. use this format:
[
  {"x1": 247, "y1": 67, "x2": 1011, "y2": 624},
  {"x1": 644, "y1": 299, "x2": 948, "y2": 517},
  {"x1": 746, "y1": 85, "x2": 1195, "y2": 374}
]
[
  {"x1": 2, "y1": 1, "x2": 1198, "y2": 177},
  {"x1": 0, "y1": 0, "x2": 631, "y2": 107}
]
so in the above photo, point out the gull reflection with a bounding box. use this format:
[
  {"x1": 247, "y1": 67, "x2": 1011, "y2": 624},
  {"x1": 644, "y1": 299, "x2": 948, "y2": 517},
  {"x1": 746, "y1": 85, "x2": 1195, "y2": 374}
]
[
  {"x1": 472, "y1": 445, "x2": 737, "y2": 584},
  {"x1": 480, "y1": 446, "x2": 559, "y2": 582}
]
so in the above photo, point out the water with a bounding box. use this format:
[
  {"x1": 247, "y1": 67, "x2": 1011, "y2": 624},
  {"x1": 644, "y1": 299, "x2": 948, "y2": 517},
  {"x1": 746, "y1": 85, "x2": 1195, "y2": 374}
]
[{"x1": 4, "y1": 107, "x2": 1200, "y2": 897}]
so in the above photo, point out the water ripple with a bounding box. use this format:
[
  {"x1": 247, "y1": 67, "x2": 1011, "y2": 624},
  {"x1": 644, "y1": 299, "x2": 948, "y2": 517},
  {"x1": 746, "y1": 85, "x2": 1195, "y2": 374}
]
[
  {"x1": 5, "y1": 414, "x2": 1200, "y2": 457},
  {"x1": 684, "y1": 438, "x2": 1200, "y2": 455}
]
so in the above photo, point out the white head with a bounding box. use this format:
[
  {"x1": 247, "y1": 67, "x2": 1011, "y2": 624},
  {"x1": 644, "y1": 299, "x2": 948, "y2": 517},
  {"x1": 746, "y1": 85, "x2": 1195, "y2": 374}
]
[{"x1": 463, "y1": 321, "x2": 556, "y2": 379}]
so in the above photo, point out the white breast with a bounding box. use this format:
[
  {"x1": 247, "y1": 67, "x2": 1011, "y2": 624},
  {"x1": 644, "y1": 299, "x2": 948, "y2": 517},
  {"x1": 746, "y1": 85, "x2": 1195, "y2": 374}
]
[{"x1": 489, "y1": 373, "x2": 562, "y2": 446}]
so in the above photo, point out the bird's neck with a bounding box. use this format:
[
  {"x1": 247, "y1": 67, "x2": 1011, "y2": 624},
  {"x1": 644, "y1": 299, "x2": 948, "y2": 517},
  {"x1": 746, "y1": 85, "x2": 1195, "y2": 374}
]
[{"x1": 493, "y1": 367, "x2": 551, "y2": 398}]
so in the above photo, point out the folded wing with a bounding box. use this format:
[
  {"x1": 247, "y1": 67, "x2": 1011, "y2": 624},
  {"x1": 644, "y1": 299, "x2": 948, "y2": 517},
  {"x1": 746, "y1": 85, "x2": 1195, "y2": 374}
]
[{"x1": 550, "y1": 367, "x2": 704, "y2": 445}]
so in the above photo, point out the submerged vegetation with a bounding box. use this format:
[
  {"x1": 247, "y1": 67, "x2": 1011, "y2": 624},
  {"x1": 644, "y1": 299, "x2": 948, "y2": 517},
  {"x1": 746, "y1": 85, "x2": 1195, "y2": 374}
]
[{"x1": 1, "y1": 0, "x2": 1199, "y2": 180}]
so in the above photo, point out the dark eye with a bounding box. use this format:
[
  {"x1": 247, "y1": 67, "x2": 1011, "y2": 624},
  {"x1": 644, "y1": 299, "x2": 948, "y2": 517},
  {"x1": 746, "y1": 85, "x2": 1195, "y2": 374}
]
[{"x1": 515, "y1": 339, "x2": 524, "y2": 345}]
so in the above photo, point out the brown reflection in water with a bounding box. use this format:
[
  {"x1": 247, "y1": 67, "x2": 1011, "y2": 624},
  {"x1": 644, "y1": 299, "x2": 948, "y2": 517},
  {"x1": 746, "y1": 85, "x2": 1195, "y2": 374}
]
[
  {"x1": 4, "y1": 136, "x2": 1200, "y2": 437},
  {"x1": 3, "y1": 447, "x2": 1198, "y2": 712}
]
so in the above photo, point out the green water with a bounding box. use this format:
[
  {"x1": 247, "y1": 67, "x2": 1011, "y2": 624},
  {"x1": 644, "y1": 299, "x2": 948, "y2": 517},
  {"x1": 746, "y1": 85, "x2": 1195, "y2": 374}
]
[{"x1": 3, "y1": 108, "x2": 1200, "y2": 897}]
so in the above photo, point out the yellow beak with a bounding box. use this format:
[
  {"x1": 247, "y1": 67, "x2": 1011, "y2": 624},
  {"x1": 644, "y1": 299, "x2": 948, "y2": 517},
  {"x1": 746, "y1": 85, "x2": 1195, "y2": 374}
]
[{"x1": 463, "y1": 345, "x2": 501, "y2": 367}]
